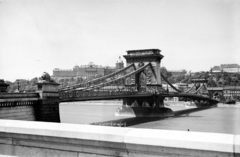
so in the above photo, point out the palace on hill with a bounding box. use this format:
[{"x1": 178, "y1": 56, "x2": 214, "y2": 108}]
[
  {"x1": 211, "y1": 64, "x2": 240, "y2": 73},
  {"x1": 52, "y1": 57, "x2": 124, "y2": 79}
]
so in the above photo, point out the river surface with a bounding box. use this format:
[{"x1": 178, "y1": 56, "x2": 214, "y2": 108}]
[{"x1": 60, "y1": 101, "x2": 240, "y2": 134}]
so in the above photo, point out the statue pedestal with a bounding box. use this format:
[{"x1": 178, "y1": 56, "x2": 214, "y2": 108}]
[
  {"x1": 37, "y1": 81, "x2": 59, "y2": 99},
  {"x1": 35, "y1": 81, "x2": 60, "y2": 122}
]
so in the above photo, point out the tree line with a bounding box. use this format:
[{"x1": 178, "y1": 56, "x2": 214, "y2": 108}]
[
  {"x1": 160, "y1": 67, "x2": 240, "y2": 87},
  {"x1": 5, "y1": 77, "x2": 38, "y2": 93},
  {"x1": 5, "y1": 68, "x2": 240, "y2": 93}
]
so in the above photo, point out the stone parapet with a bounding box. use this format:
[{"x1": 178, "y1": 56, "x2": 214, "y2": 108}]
[
  {"x1": 0, "y1": 107, "x2": 35, "y2": 121},
  {"x1": 0, "y1": 93, "x2": 39, "y2": 99},
  {"x1": 0, "y1": 120, "x2": 239, "y2": 157}
]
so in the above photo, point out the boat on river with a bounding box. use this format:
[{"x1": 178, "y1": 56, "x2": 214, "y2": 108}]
[
  {"x1": 185, "y1": 101, "x2": 197, "y2": 108},
  {"x1": 225, "y1": 98, "x2": 236, "y2": 104}
]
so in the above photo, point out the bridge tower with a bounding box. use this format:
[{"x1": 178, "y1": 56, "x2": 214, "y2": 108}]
[
  {"x1": 115, "y1": 49, "x2": 174, "y2": 117},
  {"x1": 124, "y1": 49, "x2": 164, "y2": 86},
  {"x1": 123, "y1": 49, "x2": 165, "y2": 94},
  {"x1": 190, "y1": 78, "x2": 209, "y2": 96}
]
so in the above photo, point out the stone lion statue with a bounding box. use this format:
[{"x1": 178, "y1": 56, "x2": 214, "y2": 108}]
[{"x1": 40, "y1": 72, "x2": 54, "y2": 82}]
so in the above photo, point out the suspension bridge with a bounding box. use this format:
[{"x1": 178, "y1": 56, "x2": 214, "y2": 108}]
[{"x1": 59, "y1": 49, "x2": 218, "y2": 117}]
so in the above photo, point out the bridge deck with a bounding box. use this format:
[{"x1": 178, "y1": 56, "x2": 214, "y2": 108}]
[
  {"x1": 60, "y1": 91, "x2": 215, "y2": 102},
  {"x1": 60, "y1": 93, "x2": 155, "y2": 102}
]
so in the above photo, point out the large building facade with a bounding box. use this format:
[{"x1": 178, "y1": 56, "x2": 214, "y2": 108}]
[
  {"x1": 52, "y1": 58, "x2": 124, "y2": 79},
  {"x1": 211, "y1": 64, "x2": 240, "y2": 73}
]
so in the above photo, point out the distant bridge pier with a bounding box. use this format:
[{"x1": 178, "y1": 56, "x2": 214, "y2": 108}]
[
  {"x1": 115, "y1": 96, "x2": 174, "y2": 117},
  {"x1": 183, "y1": 97, "x2": 218, "y2": 108},
  {"x1": 113, "y1": 49, "x2": 174, "y2": 117},
  {"x1": 121, "y1": 96, "x2": 164, "y2": 108},
  {"x1": 154, "y1": 96, "x2": 164, "y2": 108}
]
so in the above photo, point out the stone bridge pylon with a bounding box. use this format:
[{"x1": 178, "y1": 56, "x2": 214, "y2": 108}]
[
  {"x1": 124, "y1": 49, "x2": 163, "y2": 86},
  {"x1": 115, "y1": 49, "x2": 174, "y2": 117}
]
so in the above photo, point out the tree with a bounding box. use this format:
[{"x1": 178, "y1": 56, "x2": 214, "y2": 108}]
[
  {"x1": 231, "y1": 76, "x2": 238, "y2": 86},
  {"x1": 160, "y1": 67, "x2": 172, "y2": 83},
  {"x1": 175, "y1": 75, "x2": 185, "y2": 83},
  {"x1": 30, "y1": 77, "x2": 38, "y2": 86},
  {"x1": 207, "y1": 76, "x2": 217, "y2": 87},
  {"x1": 167, "y1": 77, "x2": 175, "y2": 84}
]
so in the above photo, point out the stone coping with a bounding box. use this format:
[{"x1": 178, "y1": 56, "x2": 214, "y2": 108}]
[
  {"x1": 0, "y1": 98, "x2": 39, "y2": 102},
  {"x1": 0, "y1": 93, "x2": 39, "y2": 98},
  {"x1": 0, "y1": 120, "x2": 239, "y2": 155}
]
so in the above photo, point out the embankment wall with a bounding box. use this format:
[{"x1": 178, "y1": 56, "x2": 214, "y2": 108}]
[{"x1": 0, "y1": 106, "x2": 35, "y2": 121}]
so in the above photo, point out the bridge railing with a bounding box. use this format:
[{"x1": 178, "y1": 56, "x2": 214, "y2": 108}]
[
  {"x1": 59, "y1": 85, "x2": 167, "y2": 100},
  {"x1": 0, "y1": 93, "x2": 40, "y2": 107},
  {"x1": 59, "y1": 89, "x2": 139, "y2": 100},
  {"x1": 75, "y1": 63, "x2": 155, "y2": 92},
  {"x1": 61, "y1": 62, "x2": 160, "y2": 94},
  {"x1": 59, "y1": 62, "x2": 168, "y2": 101}
]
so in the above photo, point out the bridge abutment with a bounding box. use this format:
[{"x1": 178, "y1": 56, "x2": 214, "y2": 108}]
[
  {"x1": 116, "y1": 96, "x2": 174, "y2": 117},
  {"x1": 35, "y1": 82, "x2": 60, "y2": 122}
]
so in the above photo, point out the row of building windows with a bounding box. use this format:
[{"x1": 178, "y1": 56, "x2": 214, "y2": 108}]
[
  {"x1": 224, "y1": 90, "x2": 240, "y2": 94},
  {"x1": 52, "y1": 58, "x2": 124, "y2": 79},
  {"x1": 211, "y1": 64, "x2": 240, "y2": 73}
]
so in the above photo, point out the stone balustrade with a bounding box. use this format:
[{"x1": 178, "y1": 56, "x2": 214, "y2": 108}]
[
  {"x1": 0, "y1": 93, "x2": 39, "y2": 107},
  {"x1": 0, "y1": 120, "x2": 239, "y2": 157}
]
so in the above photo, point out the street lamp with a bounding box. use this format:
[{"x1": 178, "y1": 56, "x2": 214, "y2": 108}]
[{"x1": 16, "y1": 79, "x2": 21, "y2": 92}]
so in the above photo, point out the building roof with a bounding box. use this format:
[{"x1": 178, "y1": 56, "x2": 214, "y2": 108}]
[
  {"x1": 117, "y1": 56, "x2": 123, "y2": 63},
  {"x1": 126, "y1": 49, "x2": 161, "y2": 55},
  {"x1": 127, "y1": 49, "x2": 161, "y2": 52},
  {"x1": 220, "y1": 64, "x2": 240, "y2": 69},
  {"x1": 211, "y1": 66, "x2": 221, "y2": 71}
]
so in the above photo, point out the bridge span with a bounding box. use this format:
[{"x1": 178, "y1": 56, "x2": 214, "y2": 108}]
[{"x1": 59, "y1": 49, "x2": 218, "y2": 117}]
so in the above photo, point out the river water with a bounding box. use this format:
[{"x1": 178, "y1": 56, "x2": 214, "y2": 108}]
[{"x1": 60, "y1": 101, "x2": 240, "y2": 134}]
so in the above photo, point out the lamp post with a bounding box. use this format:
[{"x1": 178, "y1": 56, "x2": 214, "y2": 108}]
[{"x1": 16, "y1": 79, "x2": 21, "y2": 92}]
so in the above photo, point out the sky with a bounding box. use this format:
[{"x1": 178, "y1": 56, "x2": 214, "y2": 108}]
[{"x1": 0, "y1": 0, "x2": 239, "y2": 81}]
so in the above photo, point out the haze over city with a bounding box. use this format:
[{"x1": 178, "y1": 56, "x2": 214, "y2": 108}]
[{"x1": 0, "y1": 0, "x2": 239, "y2": 81}]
